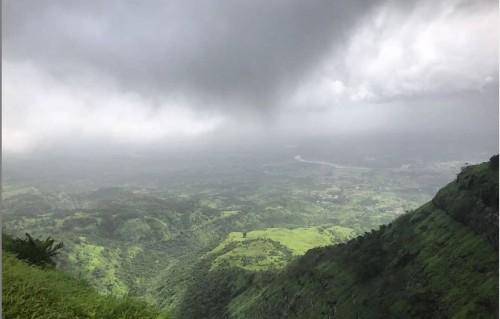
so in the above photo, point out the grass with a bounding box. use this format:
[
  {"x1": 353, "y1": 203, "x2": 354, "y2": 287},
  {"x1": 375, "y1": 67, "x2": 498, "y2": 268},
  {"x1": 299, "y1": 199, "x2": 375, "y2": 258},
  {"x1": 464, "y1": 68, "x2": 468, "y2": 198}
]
[
  {"x1": 209, "y1": 225, "x2": 356, "y2": 271},
  {"x1": 221, "y1": 210, "x2": 240, "y2": 218},
  {"x1": 2, "y1": 157, "x2": 457, "y2": 313},
  {"x1": 211, "y1": 239, "x2": 293, "y2": 271},
  {"x1": 66, "y1": 239, "x2": 128, "y2": 296},
  {"x1": 213, "y1": 225, "x2": 356, "y2": 255},
  {"x1": 227, "y1": 160, "x2": 499, "y2": 319},
  {"x1": 229, "y1": 204, "x2": 498, "y2": 318},
  {"x1": 3, "y1": 252, "x2": 166, "y2": 319}
]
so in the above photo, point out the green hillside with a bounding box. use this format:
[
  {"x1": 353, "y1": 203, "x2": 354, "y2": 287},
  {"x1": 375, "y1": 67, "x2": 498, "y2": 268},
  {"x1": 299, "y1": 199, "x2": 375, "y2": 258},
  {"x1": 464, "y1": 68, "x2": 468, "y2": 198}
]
[
  {"x1": 3, "y1": 155, "x2": 436, "y2": 313},
  {"x1": 3, "y1": 156, "x2": 496, "y2": 318},
  {"x1": 209, "y1": 225, "x2": 356, "y2": 271},
  {"x1": 178, "y1": 158, "x2": 499, "y2": 318},
  {"x1": 2, "y1": 252, "x2": 166, "y2": 318}
]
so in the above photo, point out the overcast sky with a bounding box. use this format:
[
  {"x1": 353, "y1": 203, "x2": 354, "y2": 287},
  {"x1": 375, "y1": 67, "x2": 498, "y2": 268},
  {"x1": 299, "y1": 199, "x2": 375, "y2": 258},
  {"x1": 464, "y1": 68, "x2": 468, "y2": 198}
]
[{"x1": 2, "y1": 0, "x2": 498, "y2": 154}]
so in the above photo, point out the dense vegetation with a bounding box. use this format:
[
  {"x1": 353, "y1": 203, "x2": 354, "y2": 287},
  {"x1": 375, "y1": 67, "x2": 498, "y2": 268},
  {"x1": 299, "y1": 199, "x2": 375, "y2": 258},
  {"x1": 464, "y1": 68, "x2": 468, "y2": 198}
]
[
  {"x1": 174, "y1": 225, "x2": 355, "y2": 318},
  {"x1": 3, "y1": 249, "x2": 165, "y2": 318},
  {"x1": 3, "y1": 155, "x2": 450, "y2": 312},
  {"x1": 3, "y1": 154, "x2": 491, "y2": 318},
  {"x1": 3, "y1": 232, "x2": 64, "y2": 267},
  {"x1": 177, "y1": 158, "x2": 499, "y2": 318}
]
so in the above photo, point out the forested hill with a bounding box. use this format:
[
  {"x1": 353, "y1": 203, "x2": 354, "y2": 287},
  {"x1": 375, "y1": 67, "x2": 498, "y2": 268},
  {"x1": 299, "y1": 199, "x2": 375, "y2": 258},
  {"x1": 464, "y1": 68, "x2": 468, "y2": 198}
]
[{"x1": 183, "y1": 157, "x2": 499, "y2": 318}]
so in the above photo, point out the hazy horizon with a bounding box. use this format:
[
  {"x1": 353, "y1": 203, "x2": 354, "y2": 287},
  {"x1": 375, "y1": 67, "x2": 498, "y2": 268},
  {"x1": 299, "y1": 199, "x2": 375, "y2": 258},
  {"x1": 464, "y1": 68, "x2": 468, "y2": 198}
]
[{"x1": 2, "y1": 2, "x2": 499, "y2": 318}]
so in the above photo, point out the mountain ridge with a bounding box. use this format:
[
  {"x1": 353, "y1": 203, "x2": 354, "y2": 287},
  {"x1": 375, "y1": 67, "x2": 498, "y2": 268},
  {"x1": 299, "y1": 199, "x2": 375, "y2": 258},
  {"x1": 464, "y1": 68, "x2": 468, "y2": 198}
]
[{"x1": 177, "y1": 158, "x2": 499, "y2": 319}]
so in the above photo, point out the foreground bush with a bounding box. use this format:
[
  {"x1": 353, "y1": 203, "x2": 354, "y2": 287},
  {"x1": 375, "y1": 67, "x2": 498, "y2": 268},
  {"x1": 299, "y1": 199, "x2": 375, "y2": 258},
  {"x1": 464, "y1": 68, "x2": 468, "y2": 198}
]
[{"x1": 3, "y1": 233, "x2": 63, "y2": 267}]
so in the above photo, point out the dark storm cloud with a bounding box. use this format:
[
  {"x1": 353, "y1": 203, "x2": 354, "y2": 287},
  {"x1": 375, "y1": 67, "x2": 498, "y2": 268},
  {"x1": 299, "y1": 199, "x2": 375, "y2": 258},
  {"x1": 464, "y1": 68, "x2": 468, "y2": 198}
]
[
  {"x1": 3, "y1": 0, "x2": 498, "y2": 153},
  {"x1": 4, "y1": 0, "x2": 382, "y2": 110}
]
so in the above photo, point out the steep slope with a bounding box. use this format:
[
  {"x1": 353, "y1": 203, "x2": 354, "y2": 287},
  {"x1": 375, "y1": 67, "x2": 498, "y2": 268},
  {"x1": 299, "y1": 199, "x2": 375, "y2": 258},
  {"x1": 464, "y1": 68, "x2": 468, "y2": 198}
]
[
  {"x1": 182, "y1": 158, "x2": 499, "y2": 318},
  {"x1": 173, "y1": 225, "x2": 355, "y2": 318},
  {"x1": 2, "y1": 252, "x2": 167, "y2": 318}
]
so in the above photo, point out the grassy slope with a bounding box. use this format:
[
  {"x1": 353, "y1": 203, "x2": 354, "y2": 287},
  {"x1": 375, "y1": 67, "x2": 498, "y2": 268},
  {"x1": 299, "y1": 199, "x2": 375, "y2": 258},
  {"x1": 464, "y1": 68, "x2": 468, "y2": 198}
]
[
  {"x1": 208, "y1": 225, "x2": 356, "y2": 271},
  {"x1": 214, "y1": 225, "x2": 356, "y2": 256},
  {"x1": 181, "y1": 160, "x2": 498, "y2": 319},
  {"x1": 174, "y1": 225, "x2": 356, "y2": 318},
  {"x1": 234, "y1": 161, "x2": 499, "y2": 319},
  {"x1": 2, "y1": 253, "x2": 166, "y2": 319}
]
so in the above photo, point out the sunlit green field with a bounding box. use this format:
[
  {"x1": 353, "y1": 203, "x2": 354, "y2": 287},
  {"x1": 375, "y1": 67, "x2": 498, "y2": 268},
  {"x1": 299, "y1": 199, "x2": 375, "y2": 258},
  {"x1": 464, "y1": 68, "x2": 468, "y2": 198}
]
[{"x1": 209, "y1": 225, "x2": 356, "y2": 271}]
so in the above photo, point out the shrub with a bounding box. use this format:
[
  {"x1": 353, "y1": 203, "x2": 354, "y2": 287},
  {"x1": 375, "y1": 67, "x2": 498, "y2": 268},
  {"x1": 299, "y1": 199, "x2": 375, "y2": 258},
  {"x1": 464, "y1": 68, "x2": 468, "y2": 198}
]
[
  {"x1": 489, "y1": 154, "x2": 499, "y2": 170},
  {"x1": 3, "y1": 233, "x2": 63, "y2": 267}
]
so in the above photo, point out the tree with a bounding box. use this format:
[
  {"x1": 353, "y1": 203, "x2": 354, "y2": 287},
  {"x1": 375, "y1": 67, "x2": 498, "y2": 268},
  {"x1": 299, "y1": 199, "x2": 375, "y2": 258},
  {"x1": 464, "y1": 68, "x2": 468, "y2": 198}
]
[
  {"x1": 489, "y1": 154, "x2": 499, "y2": 170},
  {"x1": 3, "y1": 233, "x2": 63, "y2": 267}
]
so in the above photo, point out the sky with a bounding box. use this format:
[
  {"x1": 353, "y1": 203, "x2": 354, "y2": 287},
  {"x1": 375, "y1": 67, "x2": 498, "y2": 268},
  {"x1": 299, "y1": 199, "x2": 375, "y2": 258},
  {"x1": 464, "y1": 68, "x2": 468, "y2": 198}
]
[{"x1": 2, "y1": 0, "x2": 498, "y2": 155}]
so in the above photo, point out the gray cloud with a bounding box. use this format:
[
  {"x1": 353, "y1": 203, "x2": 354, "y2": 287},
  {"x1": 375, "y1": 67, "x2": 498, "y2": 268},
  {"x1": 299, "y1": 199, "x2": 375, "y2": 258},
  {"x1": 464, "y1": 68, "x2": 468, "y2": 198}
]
[
  {"x1": 4, "y1": 0, "x2": 384, "y2": 111},
  {"x1": 2, "y1": 0, "x2": 498, "y2": 154}
]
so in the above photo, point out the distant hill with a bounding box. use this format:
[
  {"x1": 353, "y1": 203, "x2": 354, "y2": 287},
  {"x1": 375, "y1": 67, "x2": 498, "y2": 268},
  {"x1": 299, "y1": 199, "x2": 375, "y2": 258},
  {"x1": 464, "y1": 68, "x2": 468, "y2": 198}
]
[
  {"x1": 178, "y1": 157, "x2": 499, "y2": 318},
  {"x1": 208, "y1": 225, "x2": 356, "y2": 271},
  {"x1": 2, "y1": 252, "x2": 167, "y2": 318}
]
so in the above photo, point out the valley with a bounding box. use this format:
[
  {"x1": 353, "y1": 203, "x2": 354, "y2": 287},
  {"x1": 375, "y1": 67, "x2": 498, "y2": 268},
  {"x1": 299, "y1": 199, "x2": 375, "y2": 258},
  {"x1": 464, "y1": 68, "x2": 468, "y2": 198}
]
[
  {"x1": 4, "y1": 0, "x2": 498, "y2": 317},
  {"x1": 2, "y1": 153, "x2": 468, "y2": 314}
]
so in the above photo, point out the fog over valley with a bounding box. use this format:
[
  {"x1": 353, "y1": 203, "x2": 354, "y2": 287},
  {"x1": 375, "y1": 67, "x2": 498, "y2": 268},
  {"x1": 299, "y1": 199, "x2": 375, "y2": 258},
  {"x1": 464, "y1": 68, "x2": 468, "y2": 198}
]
[{"x1": 2, "y1": 1, "x2": 498, "y2": 318}]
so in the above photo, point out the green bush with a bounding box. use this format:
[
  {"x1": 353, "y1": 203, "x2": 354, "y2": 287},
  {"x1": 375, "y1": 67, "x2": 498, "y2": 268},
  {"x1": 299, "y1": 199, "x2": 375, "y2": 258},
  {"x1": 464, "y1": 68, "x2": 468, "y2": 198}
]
[
  {"x1": 3, "y1": 233, "x2": 63, "y2": 267},
  {"x1": 489, "y1": 154, "x2": 499, "y2": 170}
]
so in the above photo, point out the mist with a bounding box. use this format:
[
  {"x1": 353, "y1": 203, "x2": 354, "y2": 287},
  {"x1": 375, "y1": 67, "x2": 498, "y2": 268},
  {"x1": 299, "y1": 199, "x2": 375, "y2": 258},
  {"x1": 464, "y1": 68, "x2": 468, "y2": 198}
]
[{"x1": 3, "y1": 2, "x2": 499, "y2": 317}]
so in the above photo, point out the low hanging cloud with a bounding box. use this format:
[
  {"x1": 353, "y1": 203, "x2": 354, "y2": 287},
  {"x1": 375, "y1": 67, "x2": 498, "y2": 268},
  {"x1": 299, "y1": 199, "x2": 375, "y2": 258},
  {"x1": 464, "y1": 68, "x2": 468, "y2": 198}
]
[
  {"x1": 3, "y1": 62, "x2": 224, "y2": 153},
  {"x1": 2, "y1": 0, "x2": 498, "y2": 153}
]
